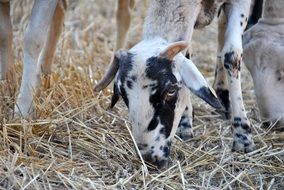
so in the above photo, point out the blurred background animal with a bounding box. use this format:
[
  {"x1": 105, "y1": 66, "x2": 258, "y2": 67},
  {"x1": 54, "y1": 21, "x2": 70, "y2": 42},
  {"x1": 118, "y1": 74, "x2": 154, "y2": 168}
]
[
  {"x1": 243, "y1": 0, "x2": 284, "y2": 126},
  {"x1": 0, "y1": 0, "x2": 142, "y2": 117},
  {"x1": 0, "y1": 0, "x2": 67, "y2": 117}
]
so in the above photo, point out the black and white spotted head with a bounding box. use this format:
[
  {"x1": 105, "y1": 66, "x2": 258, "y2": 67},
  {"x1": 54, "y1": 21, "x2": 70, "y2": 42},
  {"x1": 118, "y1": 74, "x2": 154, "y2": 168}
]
[{"x1": 95, "y1": 39, "x2": 222, "y2": 168}]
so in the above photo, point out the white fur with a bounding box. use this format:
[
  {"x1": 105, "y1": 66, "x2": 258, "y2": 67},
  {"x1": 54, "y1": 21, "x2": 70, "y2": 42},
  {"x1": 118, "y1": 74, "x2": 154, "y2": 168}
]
[
  {"x1": 126, "y1": 39, "x2": 203, "y2": 160},
  {"x1": 126, "y1": 0, "x2": 257, "y2": 157},
  {"x1": 118, "y1": 0, "x2": 235, "y2": 161}
]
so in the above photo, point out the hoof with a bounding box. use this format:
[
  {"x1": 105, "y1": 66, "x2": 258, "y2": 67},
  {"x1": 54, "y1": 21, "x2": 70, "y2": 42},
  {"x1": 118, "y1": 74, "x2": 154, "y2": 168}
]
[{"x1": 14, "y1": 96, "x2": 35, "y2": 118}]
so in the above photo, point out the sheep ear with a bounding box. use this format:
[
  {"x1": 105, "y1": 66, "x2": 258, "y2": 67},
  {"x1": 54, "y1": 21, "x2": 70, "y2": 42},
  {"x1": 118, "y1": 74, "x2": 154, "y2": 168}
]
[
  {"x1": 110, "y1": 82, "x2": 120, "y2": 108},
  {"x1": 176, "y1": 56, "x2": 223, "y2": 109},
  {"x1": 159, "y1": 41, "x2": 188, "y2": 60},
  {"x1": 95, "y1": 50, "x2": 127, "y2": 92}
]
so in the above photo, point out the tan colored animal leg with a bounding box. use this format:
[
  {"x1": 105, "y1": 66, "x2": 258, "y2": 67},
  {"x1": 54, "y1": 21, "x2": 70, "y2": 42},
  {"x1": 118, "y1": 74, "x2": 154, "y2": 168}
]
[
  {"x1": 39, "y1": 0, "x2": 66, "y2": 89},
  {"x1": 0, "y1": 2, "x2": 13, "y2": 81},
  {"x1": 116, "y1": 0, "x2": 134, "y2": 50},
  {"x1": 15, "y1": 0, "x2": 58, "y2": 117}
]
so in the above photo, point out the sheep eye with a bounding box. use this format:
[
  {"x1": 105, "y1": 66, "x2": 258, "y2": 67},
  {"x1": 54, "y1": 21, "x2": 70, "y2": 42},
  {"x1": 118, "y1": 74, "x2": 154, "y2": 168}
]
[
  {"x1": 164, "y1": 87, "x2": 177, "y2": 101},
  {"x1": 167, "y1": 89, "x2": 176, "y2": 97}
]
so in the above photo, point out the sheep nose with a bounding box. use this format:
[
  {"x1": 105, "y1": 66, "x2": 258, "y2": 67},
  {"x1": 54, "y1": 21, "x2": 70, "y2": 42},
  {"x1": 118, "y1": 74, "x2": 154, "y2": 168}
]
[{"x1": 142, "y1": 153, "x2": 168, "y2": 169}]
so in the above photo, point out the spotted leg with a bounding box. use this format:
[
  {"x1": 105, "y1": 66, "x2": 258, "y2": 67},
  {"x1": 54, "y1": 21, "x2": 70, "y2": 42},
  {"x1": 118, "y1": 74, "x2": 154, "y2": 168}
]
[
  {"x1": 176, "y1": 95, "x2": 193, "y2": 140},
  {"x1": 218, "y1": 0, "x2": 255, "y2": 152},
  {"x1": 15, "y1": 0, "x2": 58, "y2": 117},
  {"x1": 213, "y1": 10, "x2": 230, "y2": 118}
]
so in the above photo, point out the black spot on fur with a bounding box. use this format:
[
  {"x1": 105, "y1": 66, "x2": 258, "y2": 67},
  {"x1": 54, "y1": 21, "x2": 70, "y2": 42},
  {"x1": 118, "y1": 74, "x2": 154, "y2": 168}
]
[
  {"x1": 240, "y1": 22, "x2": 243, "y2": 26},
  {"x1": 178, "y1": 116, "x2": 191, "y2": 128},
  {"x1": 126, "y1": 80, "x2": 133, "y2": 89},
  {"x1": 224, "y1": 51, "x2": 241, "y2": 73},
  {"x1": 160, "y1": 127, "x2": 165, "y2": 135},
  {"x1": 117, "y1": 53, "x2": 134, "y2": 84},
  {"x1": 131, "y1": 75, "x2": 137, "y2": 82},
  {"x1": 116, "y1": 52, "x2": 134, "y2": 107},
  {"x1": 233, "y1": 117, "x2": 242, "y2": 127},
  {"x1": 177, "y1": 114, "x2": 193, "y2": 140},
  {"x1": 163, "y1": 146, "x2": 170, "y2": 157},
  {"x1": 233, "y1": 117, "x2": 251, "y2": 133},
  {"x1": 216, "y1": 89, "x2": 230, "y2": 117},
  {"x1": 241, "y1": 123, "x2": 250, "y2": 132},
  {"x1": 146, "y1": 56, "x2": 179, "y2": 138},
  {"x1": 236, "y1": 133, "x2": 248, "y2": 141},
  {"x1": 148, "y1": 117, "x2": 159, "y2": 131},
  {"x1": 234, "y1": 117, "x2": 242, "y2": 122},
  {"x1": 224, "y1": 51, "x2": 234, "y2": 70},
  {"x1": 167, "y1": 141, "x2": 171, "y2": 147}
]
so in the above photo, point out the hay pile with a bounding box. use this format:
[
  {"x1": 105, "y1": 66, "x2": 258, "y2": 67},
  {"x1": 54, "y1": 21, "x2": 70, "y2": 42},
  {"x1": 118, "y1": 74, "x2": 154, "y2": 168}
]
[{"x1": 0, "y1": 0, "x2": 283, "y2": 189}]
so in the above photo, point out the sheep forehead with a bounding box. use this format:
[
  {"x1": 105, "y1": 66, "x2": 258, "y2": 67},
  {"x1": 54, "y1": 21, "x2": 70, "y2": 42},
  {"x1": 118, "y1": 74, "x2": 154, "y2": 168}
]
[{"x1": 122, "y1": 53, "x2": 178, "y2": 89}]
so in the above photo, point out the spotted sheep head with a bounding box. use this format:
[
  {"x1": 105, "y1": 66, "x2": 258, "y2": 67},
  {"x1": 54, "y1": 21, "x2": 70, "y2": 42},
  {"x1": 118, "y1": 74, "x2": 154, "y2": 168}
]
[{"x1": 95, "y1": 39, "x2": 222, "y2": 168}]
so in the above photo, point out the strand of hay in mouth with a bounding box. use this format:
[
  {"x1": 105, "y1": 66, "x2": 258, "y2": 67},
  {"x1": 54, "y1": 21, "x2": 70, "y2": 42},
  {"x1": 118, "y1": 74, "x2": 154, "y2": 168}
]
[{"x1": 0, "y1": 0, "x2": 283, "y2": 189}]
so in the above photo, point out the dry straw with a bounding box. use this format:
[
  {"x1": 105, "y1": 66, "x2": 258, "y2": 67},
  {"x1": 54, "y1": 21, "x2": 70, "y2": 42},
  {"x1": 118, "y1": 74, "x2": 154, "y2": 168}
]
[{"x1": 0, "y1": 0, "x2": 283, "y2": 189}]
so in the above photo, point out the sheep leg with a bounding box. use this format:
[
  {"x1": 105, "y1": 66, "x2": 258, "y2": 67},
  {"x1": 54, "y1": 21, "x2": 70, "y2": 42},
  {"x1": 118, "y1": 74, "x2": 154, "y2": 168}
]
[
  {"x1": 15, "y1": 0, "x2": 58, "y2": 117},
  {"x1": 0, "y1": 1, "x2": 14, "y2": 82},
  {"x1": 39, "y1": 0, "x2": 66, "y2": 89},
  {"x1": 213, "y1": 10, "x2": 230, "y2": 119},
  {"x1": 176, "y1": 97, "x2": 193, "y2": 140},
  {"x1": 116, "y1": 0, "x2": 134, "y2": 50},
  {"x1": 220, "y1": 0, "x2": 255, "y2": 153}
]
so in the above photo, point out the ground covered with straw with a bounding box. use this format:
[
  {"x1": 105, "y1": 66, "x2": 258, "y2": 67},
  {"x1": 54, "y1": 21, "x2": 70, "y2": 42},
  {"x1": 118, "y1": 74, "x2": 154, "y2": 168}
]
[{"x1": 0, "y1": 0, "x2": 283, "y2": 189}]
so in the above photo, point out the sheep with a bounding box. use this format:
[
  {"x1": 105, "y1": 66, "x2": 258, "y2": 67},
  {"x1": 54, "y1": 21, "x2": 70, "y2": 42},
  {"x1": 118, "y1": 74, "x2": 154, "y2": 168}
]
[
  {"x1": 0, "y1": 0, "x2": 67, "y2": 116},
  {"x1": 0, "y1": 0, "x2": 136, "y2": 117},
  {"x1": 243, "y1": 0, "x2": 284, "y2": 125},
  {"x1": 95, "y1": 0, "x2": 257, "y2": 168}
]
